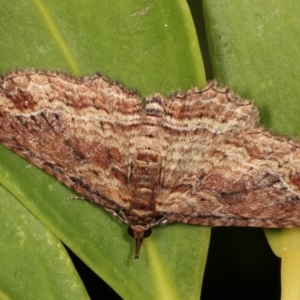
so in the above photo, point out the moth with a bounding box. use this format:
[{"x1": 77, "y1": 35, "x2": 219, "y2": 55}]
[{"x1": 1, "y1": 69, "x2": 300, "y2": 259}]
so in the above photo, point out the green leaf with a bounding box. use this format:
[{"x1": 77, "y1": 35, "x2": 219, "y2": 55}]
[
  {"x1": 0, "y1": 183, "x2": 89, "y2": 300},
  {"x1": 203, "y1": 0, "x2": 300, "y2": 136},
  {"x1": 0, "y1": 1, "x2": 209, "y2": 299}
]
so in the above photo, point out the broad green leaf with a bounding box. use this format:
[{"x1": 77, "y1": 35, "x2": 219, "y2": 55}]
[
  {"x1": 203, "y1": 0, "x2": 300, "y2": 136},
  {"x1": 0, "y1": 180, "x2": 89, "y2": 300},
  {"x1": 203, "y1": 1, "x2": 300, "y2": 298},
  {"x1": 0, "y1": 1, "x2": 209, "y2": 299}
]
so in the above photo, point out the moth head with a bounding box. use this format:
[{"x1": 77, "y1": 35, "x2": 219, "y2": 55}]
[{"x1": 127, "y1": 225, "x2": 152, "y2": 259}]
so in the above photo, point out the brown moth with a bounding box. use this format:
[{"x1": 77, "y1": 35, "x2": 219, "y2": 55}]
[{"x1": 1, "y1": 69, "x2": 300, "y2": 259}]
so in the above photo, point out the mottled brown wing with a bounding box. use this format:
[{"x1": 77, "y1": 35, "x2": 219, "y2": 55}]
[
  {"x1": 0, "y1": 70, "x2": 141, "y2": 213},
  {"x1": 156, "y1": 82, "x2": 300, "y2": 228},
  {"x1": 158, "y1": 81, "x2": 259, "y2": 191}
]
